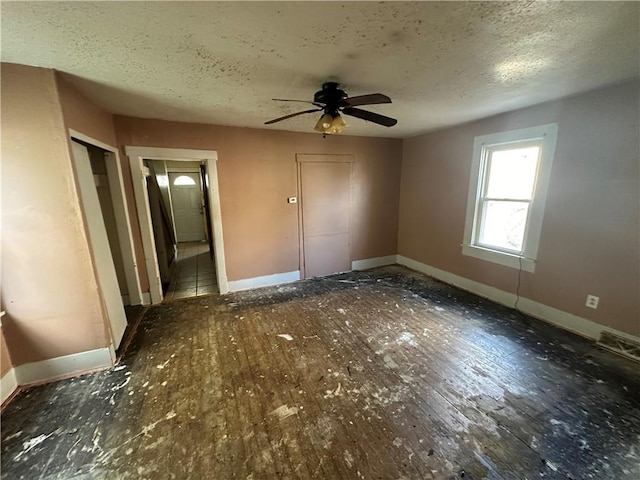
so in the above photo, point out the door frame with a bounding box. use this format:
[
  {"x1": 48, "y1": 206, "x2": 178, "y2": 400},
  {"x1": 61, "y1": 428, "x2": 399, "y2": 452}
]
[
  {"x1": 69, "y1": 130, "x2": 144, "y2": 307},
  {"x1": 69, "y1": 137, "x2": 133, "y2": 354},
  {"x1": 126, "y1": 146, "x2": 228, "y2": 301},
  {"x1": 296, "y1": 154, "x2": 354, "y2": 279}
]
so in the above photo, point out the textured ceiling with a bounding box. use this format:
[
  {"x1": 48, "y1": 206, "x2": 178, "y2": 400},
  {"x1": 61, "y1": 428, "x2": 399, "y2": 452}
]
[{"x1": 2, "y1": 1, "x2": 638, "y2": 138}]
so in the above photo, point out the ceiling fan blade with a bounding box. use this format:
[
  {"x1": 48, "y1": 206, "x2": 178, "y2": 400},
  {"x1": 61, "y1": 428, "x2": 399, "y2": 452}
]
[
  {"x1": 273, "y1": 99, "x2": 324, "y2": 107},
  {"x1": 264, "y1": 108, "x2": 323, "y2": 125},
  {"x1": 342, "y1": 107, "x2": 397, "y2": 127},
  {"x1": 344, "y1": 93, "x2": 392, "y2": 107}
]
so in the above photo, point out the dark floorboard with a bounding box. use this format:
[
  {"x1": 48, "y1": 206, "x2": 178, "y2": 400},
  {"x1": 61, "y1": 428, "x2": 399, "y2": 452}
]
[{"x1": 2, "y1": 266, "x2": 639, "y2": 479}]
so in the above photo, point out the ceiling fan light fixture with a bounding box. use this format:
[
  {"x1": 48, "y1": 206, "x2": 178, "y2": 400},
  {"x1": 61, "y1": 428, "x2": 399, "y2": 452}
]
[
  {"x1": 314, "y1": 113, "x2": 334, "y2": 132},
  {"x1": 314, "y1": 112, "x2": 346, "y2": 135},
  {"x1": 327, "y1": 113, "x2": 346, "y2": 134}
]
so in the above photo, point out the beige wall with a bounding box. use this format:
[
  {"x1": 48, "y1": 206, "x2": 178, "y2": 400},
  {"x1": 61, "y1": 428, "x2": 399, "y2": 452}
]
[
  {"x1": 398, "y1": 79, "x2": 640, "y2": 337},
  {"x1": 56, "y1": 74, "x2": 117, "y2": 146},
  {"x1": 115, "y1": 117, "x2": 403, "y2": 282},
  {"x1": 1, "y1": 64, "x2": 110, "y2": 365},
  {"x1": 8, "y1": 61, "x2": 633, "y2": 375},
  {"x1": 57, "y1": 73, "x2": 151, "y2": 293},
  {"x1": 1, "y1": 328, "x2": 13, "y2": 377}
]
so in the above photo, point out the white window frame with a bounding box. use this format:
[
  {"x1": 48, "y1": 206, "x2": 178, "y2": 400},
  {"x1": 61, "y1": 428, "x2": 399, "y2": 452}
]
[{"x1": 462, "y1": 123, "x2": 558, "y2": 273}]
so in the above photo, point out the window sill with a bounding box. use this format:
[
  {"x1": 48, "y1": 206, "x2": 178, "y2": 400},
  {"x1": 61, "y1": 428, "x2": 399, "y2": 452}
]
[{"x1": 462, "y1": 245, "x2": 536, "y2": 273}]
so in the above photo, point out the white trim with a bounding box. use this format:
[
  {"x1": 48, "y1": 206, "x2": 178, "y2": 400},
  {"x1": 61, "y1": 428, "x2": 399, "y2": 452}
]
[
  {"x1": 69, "y1": 130, "x2": 144, "y2": 306},
  {"x1": 127, "y1": 147, "x2": 219, "y2": 162},
  {"x1": 125, "y1": 146, "x2": 228, "y2": 301},
  {"x1": 227, "y1": 270, "x2": 300, "y2": 292},
  {"x1": 141, "y1": 292, "x2": 152, "y2": 305},
  {"x1": 461, "y1": 245, "x2": 536, "y2": 273},
  {"x1": 515, "y1": 298, "x2": 640, "y2": 344},
  {"x1": 104, "y1": 152, "x2": 144, "y2": 305},
  {"x1": 166, "y1": 165, "x2": 201, "y2": 173},
  {"x1": 70, "y1": 141, "x2": 127, "y2": 348},
  {"x1": 14, "y1": 348, "x2": 113, "y2": 387},
  {"x1": 127, "y1": 150, "x2": 163, "y2": 304},
  {"x1": 296, "y1": 154, "x2": 355, "y2": 164},
  {"x1": 1, "y1": 368, "x2": 18, "y2": 404},
  {"x1": 397, "y1": 255, "x2": 640, "y2": 343},
  {"x1": 352, "y1": 255, "x2": 397, "y2": 271},
  {"x1": 399, "y1": 254, "x2": 514, "y2": 303},
  {"x1": 68, "y1": 130, "x2": 116, "y2": 154},
  {"x1": 462, "y1": 123, "x2": 558, "y2": 273},
  {"x1": 205, "y1": 158, "x2": 229, "y2": 293}
]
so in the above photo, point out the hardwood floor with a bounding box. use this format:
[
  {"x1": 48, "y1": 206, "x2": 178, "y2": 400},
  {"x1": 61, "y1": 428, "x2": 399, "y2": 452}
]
[{"x1": 2, "y1": 266, "x2": 639, "y2": 479}]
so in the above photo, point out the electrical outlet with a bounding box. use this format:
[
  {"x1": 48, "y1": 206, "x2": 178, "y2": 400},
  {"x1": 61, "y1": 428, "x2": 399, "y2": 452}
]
[{"x1": 585, "y1": 294, "x2": 599, "y2": 309}]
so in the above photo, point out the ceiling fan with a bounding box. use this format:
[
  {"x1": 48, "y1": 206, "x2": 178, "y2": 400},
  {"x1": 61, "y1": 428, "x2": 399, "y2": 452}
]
[{"x1": 264, "y1": 82, "x2": 397, "y2": 135}]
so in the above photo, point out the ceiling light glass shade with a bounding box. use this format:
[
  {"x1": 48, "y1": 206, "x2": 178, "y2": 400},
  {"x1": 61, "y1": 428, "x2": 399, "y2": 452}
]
[
  {"x1": 314, "y1": 113, "x2": 347, "y2": 134},
  {"x1": 314, "y1": 113, "x2": 334, "y2": 132},
  {"x1": 327, "y1": 114, "x2": 346, "y2": 134}
]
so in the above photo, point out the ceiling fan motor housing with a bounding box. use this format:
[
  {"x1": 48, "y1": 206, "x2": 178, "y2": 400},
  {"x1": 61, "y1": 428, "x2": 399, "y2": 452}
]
[{"x1": 314, "y1": 82, "x2": 348, "y2": 113}]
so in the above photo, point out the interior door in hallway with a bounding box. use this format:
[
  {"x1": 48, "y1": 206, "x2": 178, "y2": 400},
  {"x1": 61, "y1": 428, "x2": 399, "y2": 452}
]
[
  {"x1": 169, "y1": 172, "x2": 206, "y2": 242},
  {"x1": 299, "y1": 155, "x2": 352, "y2": 279}
]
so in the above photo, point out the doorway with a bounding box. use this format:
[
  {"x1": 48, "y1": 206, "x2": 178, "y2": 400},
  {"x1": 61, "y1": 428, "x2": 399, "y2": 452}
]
[
  {"x1": 70, "y1": 132, "x2": 143, "y2": 351},
  {"x1": 165, "y1": 163, "x2": 215, "y2": 300},
  {"x1": 126, "y1": 146, "x2": 228, "y2": 301},
  {"x1": 143, "y1": 160, "x2": 217, "y2": 300},
  {"x1": 297, "y1": 154, "x2": 353, "y2": 279}
]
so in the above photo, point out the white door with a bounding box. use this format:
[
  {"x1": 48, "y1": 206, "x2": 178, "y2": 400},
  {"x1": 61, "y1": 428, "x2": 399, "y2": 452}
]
[
  {"x1": 71, "y1": 141, "x2": 128, "y2": 348},
  {"x1": 169, "y1": 172, "x2": 206, "y2": 242}
]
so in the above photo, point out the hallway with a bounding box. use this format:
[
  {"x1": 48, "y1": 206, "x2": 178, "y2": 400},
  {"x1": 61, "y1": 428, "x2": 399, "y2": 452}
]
[{"x1": 164, "y1": 241, "x2": 217, "y2": 301}]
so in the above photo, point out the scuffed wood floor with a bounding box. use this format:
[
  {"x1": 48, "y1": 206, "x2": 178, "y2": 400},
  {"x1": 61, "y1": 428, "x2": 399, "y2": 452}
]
[{"x1": 2, "y1": 266, "x2": 639, "y2": 479}]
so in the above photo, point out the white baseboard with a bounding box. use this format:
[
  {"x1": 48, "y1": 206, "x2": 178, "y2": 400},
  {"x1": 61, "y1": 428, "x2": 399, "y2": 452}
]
[
  {"x1": 227, "y1": 270, "x2": 301, "y2": 292},
  {"x1": 352, "y1": 255, "x2": 397, "y2": 271},
  {"x1": 14, "y1": 347, "x2": 113, "y2": 387},
  {"x1": 1, "y1": 368, "x2": 18, "y2": 404},
  {"x1": 397, "y1": 255, "x2": 640, "y2": 343},
  {"x1": 398, "y1": 254, "x2": 514, "y2": 304}
]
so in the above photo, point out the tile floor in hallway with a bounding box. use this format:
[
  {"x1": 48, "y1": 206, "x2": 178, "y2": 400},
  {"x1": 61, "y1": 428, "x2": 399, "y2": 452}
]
[{"x1": 164, "y1": 241, "x2": 217, "y2": 301}]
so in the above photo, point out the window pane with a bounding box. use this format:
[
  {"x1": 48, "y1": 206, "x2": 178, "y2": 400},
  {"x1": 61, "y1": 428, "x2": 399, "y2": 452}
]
[
  {"x1": 485, "y1": 146, "x2": 539, "y2": 199},
  {"x1": 173, "y1": 175, "x2": 196, "y2": 186},
  {"x1": 479, "y1": 201, "x2": 529, "y2": 252}
]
